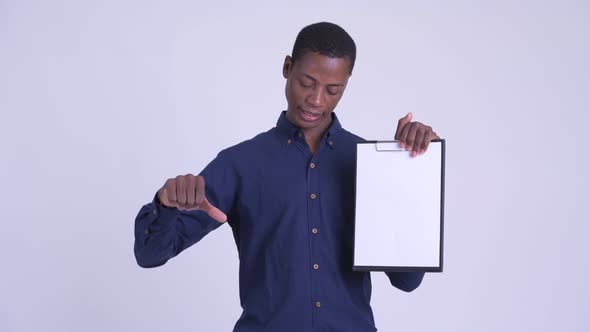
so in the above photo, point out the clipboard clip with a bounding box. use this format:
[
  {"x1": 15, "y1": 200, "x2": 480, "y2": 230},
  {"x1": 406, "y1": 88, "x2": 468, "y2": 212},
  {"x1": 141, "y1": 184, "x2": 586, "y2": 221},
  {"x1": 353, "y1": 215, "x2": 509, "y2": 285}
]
[{"x1": 374, "y1": 141, "x2": 404, "y2": 152}]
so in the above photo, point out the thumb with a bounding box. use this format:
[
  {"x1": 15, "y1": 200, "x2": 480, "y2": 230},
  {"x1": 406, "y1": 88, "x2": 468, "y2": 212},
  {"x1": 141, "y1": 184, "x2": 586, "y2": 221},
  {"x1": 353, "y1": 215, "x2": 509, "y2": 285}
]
[
  {"x1": 200, "y1": 198, "x2": 228, "y2": 223},
  {"x1": 395, "y1": 112, "x2": 413, "y2": 139}
]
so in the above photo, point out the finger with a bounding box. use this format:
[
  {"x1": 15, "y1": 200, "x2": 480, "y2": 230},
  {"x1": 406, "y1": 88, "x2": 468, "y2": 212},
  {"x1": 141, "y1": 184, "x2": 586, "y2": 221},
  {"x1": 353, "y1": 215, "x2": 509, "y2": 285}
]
[
  {"x1": 420, "y1": 129, "x2": 433, "y2": 154},
  {"x1": 200, "y1": 199, "x2": 228, "y2": 223},
  {"x1": 395, "y1": 112, "x2": 413, "y2": 140},
  {"x1": 405, "y1": 123, "x2": 420, "y2": 151},
  {"x1": 398, "y1": 122, "x2": 412, "y2": 148},
  {"x1": 185, "y1": 174, "x2": 197, "y2": 208},
  {"x1": 165, "y1": 178, "x2": 177, "y2": 205},
  {"x1": 158, "y1": 187, "x2": 173, "y2": 207},
  {"x1": 412, "y1": 130, "x2": 424, "y2": 157},
  {"x1": 176, "y1": 176, "x2": 187, "y2": 207}
]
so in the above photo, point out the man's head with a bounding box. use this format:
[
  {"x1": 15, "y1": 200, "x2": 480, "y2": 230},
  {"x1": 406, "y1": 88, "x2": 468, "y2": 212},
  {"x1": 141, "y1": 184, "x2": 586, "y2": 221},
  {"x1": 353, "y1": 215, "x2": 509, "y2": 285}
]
[
  {"x1": 291, "y1": 22, "x2": 357, "y2": 74},
  {"x1": 283, "y1": 22, "x2": 356, "y2": 133}
]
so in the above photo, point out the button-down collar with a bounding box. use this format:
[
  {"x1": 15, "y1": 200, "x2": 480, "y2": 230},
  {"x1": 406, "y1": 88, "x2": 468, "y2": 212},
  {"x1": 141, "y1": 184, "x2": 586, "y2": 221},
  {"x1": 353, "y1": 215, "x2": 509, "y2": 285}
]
[{"x1": 276, "y1": 110, "x2": 343, "y2": 149}]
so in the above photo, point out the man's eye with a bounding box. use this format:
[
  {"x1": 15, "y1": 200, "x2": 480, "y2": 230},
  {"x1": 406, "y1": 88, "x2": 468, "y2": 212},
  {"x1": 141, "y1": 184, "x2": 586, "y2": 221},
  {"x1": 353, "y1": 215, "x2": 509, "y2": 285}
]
[
  {"x1": 327, "y1": 88, "x2": 341, "y2": 95},
  {"x1": 300, "y1": 80, "x2": 313, "y2": 88}
]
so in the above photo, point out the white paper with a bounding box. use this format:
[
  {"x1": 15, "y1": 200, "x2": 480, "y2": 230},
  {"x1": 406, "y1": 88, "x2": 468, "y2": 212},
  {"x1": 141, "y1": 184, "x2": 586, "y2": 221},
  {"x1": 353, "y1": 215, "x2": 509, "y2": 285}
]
[{"x1": 354, "y1": 141, "x2": 443, "y2": 269}]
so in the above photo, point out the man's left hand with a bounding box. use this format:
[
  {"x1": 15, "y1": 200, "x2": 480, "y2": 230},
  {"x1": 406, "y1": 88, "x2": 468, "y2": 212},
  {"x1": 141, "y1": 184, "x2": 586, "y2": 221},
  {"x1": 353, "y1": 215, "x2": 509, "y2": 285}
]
[{"x1": 395, "y1": 112, "x2": 439, "y2": 157}]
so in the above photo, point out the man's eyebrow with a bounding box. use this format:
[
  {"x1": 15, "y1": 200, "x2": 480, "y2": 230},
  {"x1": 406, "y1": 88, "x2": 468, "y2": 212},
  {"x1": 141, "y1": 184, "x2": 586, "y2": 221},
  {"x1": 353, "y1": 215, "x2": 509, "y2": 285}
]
[{"x1": 302, "y1": 74, "x2": 344, "y2": 87}]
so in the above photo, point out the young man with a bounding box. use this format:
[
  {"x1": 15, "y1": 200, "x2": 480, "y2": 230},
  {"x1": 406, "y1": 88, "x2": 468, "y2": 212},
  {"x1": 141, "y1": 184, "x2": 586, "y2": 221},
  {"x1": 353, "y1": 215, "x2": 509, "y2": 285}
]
[{"x1": 135, "y1": 22, "x2": 439, "y2": 332}]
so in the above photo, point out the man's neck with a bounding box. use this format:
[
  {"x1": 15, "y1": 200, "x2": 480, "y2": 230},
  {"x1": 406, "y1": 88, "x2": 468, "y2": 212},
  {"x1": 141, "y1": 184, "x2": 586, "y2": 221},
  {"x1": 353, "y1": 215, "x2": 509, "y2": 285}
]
[
  {"x1": 302, "y1": 119, "x2": 332, "y2": 155},
  {"x1": 285, "y1": 110, "x2": 333, "y2": 154}
]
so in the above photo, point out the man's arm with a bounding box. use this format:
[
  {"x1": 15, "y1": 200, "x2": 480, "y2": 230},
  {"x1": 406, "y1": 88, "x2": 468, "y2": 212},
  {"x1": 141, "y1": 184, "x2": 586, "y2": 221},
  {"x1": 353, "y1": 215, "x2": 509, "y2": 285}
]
[
  {"x1": 134, "y1": 151, "x2": 237, "y2": 268},
  {"x1": 134, "y1": 197, "x2": 224, "y2": 268},
  {"x1": 385, "y1": 271, "x2": 425, "y2": 292}
]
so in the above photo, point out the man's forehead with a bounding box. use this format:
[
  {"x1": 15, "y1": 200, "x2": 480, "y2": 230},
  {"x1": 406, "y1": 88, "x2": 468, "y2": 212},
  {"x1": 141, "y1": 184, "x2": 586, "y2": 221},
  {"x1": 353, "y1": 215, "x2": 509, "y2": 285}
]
[{"x1": 294, "y1": 52, "x2": 351, "y2": 81}]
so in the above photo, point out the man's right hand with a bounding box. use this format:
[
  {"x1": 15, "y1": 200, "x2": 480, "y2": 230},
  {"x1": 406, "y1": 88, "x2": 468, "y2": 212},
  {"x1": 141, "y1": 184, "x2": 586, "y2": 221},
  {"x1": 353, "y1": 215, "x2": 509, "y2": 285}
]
[{"x1": 157, "y1": 174, "x2": 228, "y2": 223}]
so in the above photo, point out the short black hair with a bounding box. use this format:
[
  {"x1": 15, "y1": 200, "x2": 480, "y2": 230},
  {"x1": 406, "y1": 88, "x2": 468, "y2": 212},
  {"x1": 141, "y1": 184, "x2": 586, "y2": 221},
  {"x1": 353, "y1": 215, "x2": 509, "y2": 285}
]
[{"x1": 291, "y1": 22, "x2": 357, "y2": 74}]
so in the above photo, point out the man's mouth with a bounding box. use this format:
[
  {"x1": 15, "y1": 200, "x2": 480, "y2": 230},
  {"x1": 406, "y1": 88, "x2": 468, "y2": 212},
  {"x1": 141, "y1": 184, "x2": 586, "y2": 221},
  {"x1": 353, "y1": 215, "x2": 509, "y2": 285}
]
[{"x1": 299, "y1": 108, "x2": 322, "y2": 121}]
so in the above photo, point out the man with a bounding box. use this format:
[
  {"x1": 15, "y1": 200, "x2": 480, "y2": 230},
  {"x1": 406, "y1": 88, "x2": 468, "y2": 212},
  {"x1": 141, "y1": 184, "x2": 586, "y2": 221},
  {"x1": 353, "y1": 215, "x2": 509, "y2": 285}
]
[{"x1": 134, "y1": 22, "x2": 439, "y2": 332}]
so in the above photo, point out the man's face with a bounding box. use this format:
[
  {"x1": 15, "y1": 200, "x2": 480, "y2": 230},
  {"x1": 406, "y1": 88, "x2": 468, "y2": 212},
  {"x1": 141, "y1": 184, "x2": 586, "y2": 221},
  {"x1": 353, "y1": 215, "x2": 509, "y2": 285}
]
[{"x1": 283, "y1": 51, "x2": 351, "y2": 131}]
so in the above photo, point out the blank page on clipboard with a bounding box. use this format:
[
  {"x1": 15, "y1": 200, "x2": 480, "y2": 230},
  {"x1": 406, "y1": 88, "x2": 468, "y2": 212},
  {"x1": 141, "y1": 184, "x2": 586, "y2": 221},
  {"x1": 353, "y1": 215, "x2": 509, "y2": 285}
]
[{"x1": 353, "y1": 139, "x2": 445, "y2": 272}]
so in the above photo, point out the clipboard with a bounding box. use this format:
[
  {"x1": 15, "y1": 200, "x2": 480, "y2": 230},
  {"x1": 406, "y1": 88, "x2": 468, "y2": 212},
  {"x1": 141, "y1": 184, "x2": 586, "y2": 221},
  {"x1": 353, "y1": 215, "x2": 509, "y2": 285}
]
[{"x1": 353, "y1": 139, "x2": 445, "y2": 272}]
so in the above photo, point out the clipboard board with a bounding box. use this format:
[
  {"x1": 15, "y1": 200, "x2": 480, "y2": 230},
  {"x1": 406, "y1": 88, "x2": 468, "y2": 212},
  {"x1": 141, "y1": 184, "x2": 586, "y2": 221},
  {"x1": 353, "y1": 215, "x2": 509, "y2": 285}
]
[{"x1": 353, "y1": 139, "x2": 445, "y2": 272}]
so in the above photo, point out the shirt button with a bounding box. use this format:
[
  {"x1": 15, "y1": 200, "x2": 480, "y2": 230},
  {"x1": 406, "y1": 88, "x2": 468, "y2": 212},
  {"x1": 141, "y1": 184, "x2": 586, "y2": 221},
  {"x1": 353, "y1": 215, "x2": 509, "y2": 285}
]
[
  {"x1": 312, "y1": 228, "x2": 318, "y2": 234},
  {"x1": 315, "y1": 301, "x2": 321, "y2": 308},
  {"x1": 152, "y1": 208, "x2": 157, "y2": 215},
  {"x1": 310, "y1": 193, "x2": 317, "y2": 200},
  {"x1": 328, "y1": 140, "x2": 333, "y2": 145},
  {"x1": 298, "y1": 132, "x2": 303, "y2": 137},
  {"x1": 313, "y1": 263, "x2": 319, "y2": 270},
  {"x1": 310, "y1": 163, "x2": 316, "y2": 169},
  {"x1": 287, "y1": 139, "x2": 292, "y2": 144},
  {"x1": 144, "y1": 228, "x2": 149, "y2": 235}
]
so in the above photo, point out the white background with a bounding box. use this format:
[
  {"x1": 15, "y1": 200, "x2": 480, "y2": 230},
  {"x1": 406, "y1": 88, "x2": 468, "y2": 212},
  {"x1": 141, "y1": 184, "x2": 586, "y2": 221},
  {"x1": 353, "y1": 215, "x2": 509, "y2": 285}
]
[{"x1": 1, "y1": 1, "x2": 589, "y2": 331}]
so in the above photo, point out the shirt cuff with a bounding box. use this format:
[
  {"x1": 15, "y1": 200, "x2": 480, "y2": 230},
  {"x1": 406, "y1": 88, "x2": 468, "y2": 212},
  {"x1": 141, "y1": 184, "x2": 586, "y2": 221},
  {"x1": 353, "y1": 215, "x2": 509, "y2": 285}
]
[{"x1": 147, "y1": 193, "x2": 179, "y2": 233}]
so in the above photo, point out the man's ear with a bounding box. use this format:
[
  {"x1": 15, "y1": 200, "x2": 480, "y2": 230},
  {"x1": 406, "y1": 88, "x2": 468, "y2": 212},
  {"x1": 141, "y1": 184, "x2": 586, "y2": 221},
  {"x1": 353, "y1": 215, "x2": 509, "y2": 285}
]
[{"x1": 283, "y1": 55, "x2": 293, "y2": 78}]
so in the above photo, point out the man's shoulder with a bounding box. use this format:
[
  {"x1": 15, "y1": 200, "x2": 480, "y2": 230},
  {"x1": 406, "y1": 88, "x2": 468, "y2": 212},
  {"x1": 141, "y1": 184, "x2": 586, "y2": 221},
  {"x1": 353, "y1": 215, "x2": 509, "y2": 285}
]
[
  {"x1": 217, "y1": 128, "x2": 278, "y2": 159},
  {"x1": 338, "y1": 127, "x2": 366, "y2": 144}
]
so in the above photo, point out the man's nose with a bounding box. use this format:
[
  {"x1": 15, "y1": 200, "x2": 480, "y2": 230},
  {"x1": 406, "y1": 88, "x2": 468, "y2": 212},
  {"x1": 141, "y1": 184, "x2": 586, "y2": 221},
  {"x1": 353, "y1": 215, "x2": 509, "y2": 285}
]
[{"x1": 307, "y1": 86, "x2": 325, "y2": 107}]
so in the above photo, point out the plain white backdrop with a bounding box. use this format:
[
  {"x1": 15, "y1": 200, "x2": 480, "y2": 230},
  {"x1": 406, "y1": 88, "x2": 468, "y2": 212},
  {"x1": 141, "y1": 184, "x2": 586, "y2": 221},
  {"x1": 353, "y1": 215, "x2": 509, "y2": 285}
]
[{"x1": 1, "y1": 1, "x2": 589, "y2": 331}]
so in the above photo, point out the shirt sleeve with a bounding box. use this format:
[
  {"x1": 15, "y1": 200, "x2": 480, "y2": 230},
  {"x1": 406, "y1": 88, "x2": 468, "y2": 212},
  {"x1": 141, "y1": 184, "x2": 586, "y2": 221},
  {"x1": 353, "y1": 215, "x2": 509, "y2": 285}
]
[
  {"x1": 384, "y1": 271, "x2": 425, "y2": 292},
  {"x1": 133, "y1": 150, "x2": 238, "y2": 268}
]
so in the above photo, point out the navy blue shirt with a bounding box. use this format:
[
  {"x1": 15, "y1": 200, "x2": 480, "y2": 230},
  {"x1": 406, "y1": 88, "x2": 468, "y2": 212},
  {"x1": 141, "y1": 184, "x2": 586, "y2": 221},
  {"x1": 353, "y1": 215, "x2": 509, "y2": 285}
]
[{"x1": 134, "y1": 111, "x2": 424, "y2": 332}]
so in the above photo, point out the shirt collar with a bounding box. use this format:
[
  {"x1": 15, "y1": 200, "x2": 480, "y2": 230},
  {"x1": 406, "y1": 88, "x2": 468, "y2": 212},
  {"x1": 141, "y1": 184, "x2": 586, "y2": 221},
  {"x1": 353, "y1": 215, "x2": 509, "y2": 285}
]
[{"x1": 275, "y1": 110, "x2": 343, "y2": 145}]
